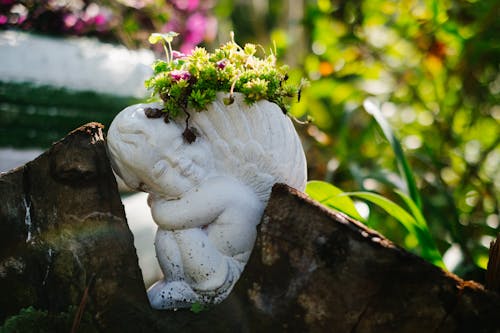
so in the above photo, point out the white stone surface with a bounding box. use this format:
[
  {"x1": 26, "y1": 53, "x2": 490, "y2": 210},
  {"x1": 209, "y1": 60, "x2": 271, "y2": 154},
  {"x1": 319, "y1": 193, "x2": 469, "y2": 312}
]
[
  {"x1": 107, "y1": 92, "x2": 307, "y2": 309},
  {"x1": 0, "y1": 30, "x2": 154, "y2": 98},
  {"x1": 122, "y1": 192, "x2": 162, "y2": 287}
]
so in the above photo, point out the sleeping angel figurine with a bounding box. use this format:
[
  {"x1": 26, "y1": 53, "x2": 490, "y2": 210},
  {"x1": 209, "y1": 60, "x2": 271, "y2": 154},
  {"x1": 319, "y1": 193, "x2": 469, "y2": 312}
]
[{"x1": 106, "y1": 34, "x2": 307, "y2": 309}]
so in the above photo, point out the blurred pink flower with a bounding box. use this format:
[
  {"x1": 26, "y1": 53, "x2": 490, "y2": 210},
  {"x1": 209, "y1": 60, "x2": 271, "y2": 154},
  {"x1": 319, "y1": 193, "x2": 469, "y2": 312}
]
[
  {"x1": 172, "y1": 0, "x2": 199, "y2": 12},
  {"x1": 63, "y1": 13, "x2": 78, "y2": 28},
  {"x1": 203, "y1": 15, "x2": 217, "y2": 41},
  {"x1": 73, "y1": 20, "x2": 85, "y2": 34},
  {"x1": 17, "y1": 15, "x2": 26, "y2": 24},
  {"x1": 0, "y1": 15, "x2": 7, "y2": 25},
  {"x1": 163, "y1": 14, "x2": 205, "y2": 54},
  {"x1": 94, "y1": 14, "x2": 107, "y2": 26},
  {"x1": 180, "y1": 43, "x2": 196, "y2": 54},
  {"x1": 164, "y1": 17, "x2": 181, "y2": 34},
  {"x1": 185, "y1": 12, "x2": 206, "y2": 44}
]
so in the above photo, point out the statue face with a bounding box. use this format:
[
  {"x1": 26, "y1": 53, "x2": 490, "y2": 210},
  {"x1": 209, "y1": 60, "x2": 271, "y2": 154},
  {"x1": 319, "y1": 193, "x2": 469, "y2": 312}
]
[{"x1": 107, "y1": 104, "x2": 214, "y2": 199}]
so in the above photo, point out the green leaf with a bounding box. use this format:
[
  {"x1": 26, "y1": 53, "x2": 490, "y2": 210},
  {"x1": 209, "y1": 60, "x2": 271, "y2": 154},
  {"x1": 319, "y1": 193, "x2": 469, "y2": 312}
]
[
  {"x1": 306, "y1": 181, "x2": 365, "y2": 221},
  {"x1": 394, "y1": 190, "x2": 427, "y2": 229},
  {"x1": 363, "y1": 99, "x2": 422, "y2": 209},
  {"x1": 394, "y1": 190, "x2": 445, "y2": 268},
  {"x1": 190, "y1": 302, "x2": 207, "y2": 313},
  {"x1": 344, "y1": 191, "x2": 418, "y2": 234},
  {"x1": 346, "y1": 191, "x2": 445, "y2": 268}
]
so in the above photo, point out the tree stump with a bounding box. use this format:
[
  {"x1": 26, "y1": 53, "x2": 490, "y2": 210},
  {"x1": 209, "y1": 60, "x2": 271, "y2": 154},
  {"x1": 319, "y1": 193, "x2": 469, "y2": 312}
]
[
  {"x1": 0, "y1": 123, "x2": 149, "y2": 331},
  {"x1": 236, "y1": 184, "x2": 500, "y2": 332},
  {"x1": 1, "y1": 123, "x2": 499, "y2": 332}
]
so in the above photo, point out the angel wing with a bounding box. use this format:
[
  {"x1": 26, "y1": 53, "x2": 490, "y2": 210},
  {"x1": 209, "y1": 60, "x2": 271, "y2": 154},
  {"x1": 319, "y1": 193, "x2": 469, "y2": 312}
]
[{"x1": 188, "y1": 92, "x2": 307, "y2": 202}]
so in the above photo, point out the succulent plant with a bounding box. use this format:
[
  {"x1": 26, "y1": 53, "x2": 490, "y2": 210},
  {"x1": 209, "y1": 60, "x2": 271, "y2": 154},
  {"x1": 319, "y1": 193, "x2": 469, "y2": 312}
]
[{"x1": 145, "y1": 32, "x2": 301, "y2": 121}]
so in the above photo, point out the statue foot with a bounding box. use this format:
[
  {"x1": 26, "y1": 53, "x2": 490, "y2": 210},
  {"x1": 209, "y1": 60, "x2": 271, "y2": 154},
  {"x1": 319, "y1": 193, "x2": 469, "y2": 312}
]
[
  {"x1": 196, "y1": 258, "x2": 241, "y2": 304},
  {"x1": 147, "y1": 280, "x2": 200, "y2": 309}
]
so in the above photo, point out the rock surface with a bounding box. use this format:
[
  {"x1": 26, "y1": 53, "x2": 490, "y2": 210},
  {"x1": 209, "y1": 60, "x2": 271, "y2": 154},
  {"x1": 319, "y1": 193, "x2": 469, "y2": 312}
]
[{"x1": 1, "y1": 123, "x2": 499, "y2": 332}]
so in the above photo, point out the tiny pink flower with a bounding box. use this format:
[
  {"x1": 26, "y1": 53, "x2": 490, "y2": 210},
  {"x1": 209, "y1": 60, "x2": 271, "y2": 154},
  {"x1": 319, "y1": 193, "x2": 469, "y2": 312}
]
[
  {"x1": 170, "y1": 70, "x2": 191, "y2": 81},
  {"x1": 216, "y1": 59, "x2": 227, "y2": 69},
  {"x1": 171, "y1": 50, "x2": 186, "y2": 59}
]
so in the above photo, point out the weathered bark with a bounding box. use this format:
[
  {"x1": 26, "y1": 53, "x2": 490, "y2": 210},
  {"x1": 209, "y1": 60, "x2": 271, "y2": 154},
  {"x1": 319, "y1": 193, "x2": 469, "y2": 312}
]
[
  {"x1": 235, "y1": 184, "x2": 500, "y2": 332},
  {"x1": 1, "y1": 123, "x2": 499, "y2": 332},
  {"x1": 0, "y1": 123, "x2": 149, "y2": 331}
]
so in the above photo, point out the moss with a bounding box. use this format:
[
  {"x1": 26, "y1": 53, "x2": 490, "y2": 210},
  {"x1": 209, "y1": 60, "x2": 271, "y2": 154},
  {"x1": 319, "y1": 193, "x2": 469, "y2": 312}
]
[{"x1": 0, "y1": 306, "x2": 97, "y2": 333}]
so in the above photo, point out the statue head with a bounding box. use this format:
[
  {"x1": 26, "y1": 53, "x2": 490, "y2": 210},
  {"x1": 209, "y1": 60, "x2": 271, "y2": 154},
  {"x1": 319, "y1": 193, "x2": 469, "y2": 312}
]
[{"x1": 107, "y1": 103, "x2": 215, "y2": 199}]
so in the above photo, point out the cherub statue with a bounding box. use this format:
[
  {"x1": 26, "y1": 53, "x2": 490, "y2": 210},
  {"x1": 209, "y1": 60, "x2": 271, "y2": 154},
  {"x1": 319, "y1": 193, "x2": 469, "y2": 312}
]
[{"x1": 107, "y1": 93, "x2": 307, "y2": 309}]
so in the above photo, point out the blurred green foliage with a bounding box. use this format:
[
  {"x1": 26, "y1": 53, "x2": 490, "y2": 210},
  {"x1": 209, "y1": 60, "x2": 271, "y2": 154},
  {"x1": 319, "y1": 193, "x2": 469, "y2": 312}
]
[{"x1": 217, "y1": 0, "x2": 499, "y2": 280}]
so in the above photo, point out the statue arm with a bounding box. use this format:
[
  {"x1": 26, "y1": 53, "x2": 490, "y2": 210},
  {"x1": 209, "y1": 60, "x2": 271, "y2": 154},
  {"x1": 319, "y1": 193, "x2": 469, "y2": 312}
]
[{"x1": 150, "y1": 178, "x2": 231, "y2": 230}]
